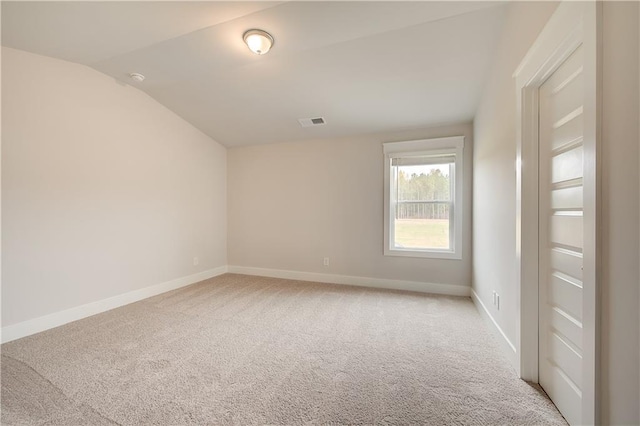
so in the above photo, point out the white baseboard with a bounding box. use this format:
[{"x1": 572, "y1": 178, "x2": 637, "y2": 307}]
[
  {"x1": 2, "y1": 265, "x2": 470, "y2": 344},
  {"x1": 1, "y1": 266, "x2": 228, "y2": 344},
  {"x1": 471, "y1": 288, "x2": 518, "y2": 370},
  {"x1": 227, "y1": 265, "x2": 471, "y2": 297}
]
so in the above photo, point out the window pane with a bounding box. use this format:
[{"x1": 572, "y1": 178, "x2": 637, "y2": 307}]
[
  {"x1": 393, "y1": 163, "x2": 451, "y2": 250},
  {"x1": 394, "y1": 217, "x2": 450, "y2": 249},
  {"x1": 395, "y1": 164, "x2": 451, "y2": 201}
]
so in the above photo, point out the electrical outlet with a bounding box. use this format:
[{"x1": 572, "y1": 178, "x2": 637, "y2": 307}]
[
  {"x1": 323, "y1": 257, "x2": 329, "y2": 267},
  {"x1": 193, "y1": 257, "x2": 199, "y2": 266}
]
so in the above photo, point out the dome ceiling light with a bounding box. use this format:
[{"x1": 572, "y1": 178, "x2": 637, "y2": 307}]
[
  {"x1": 243, "y1": 29, "x2": 274, "y2": 55},
  {"x1": 129, "y1": 72, "x2": 145, "y2": 82}
]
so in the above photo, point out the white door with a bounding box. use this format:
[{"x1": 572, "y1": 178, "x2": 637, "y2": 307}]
[{"x1": 538, "y1": 44, "x2": 585, "y2": 425}]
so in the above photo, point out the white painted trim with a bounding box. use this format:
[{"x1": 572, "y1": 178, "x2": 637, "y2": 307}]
[
  {"x1": 1, "y1": 266, "x2": 228, "y2": 344},
  {"x1": 515, "y1": 6, "x2": 587, "y2": 383},
  {"x1": 227, "y1": 265, "x2": 471, "y2": 297},
  {"x1": 514, "y1": 2, "x2": 600, "y2": 424},
  {"x1": 382, "y1": 136, "x2": 464, "y2": 260},
  {"x1": 471, "y1": 289, "x2": 518, "y2": 369},
  {"x1": 2, "y1": 265, "x2": 469, "y2": 344}
]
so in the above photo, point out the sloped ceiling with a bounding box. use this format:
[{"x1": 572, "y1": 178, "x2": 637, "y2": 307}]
[{"x1": 2, "y1": 1, "x2": 507, "y2": 147}]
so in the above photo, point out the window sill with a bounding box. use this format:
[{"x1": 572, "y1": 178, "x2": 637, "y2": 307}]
[{"x1": 384, "y1": 247, "x2": 462, "y2": 260}]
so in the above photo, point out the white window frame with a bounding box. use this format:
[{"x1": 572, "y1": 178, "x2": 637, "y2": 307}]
[{"x1": 383, "y1": 136, "x2": 464, "y2": 260}]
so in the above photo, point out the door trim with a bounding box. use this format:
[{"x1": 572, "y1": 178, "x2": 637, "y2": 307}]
[{"x1": 514, "y1": 2, "x2": 601, "y2": 424}]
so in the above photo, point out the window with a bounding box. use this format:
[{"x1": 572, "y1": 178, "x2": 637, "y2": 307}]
[{"x1": 383, "y1": 136, "x2": 464, "y2": 259}]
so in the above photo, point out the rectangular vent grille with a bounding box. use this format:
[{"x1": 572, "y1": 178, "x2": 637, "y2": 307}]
[{"x1": 298, "y1": 117, "x2": 326, "y2": 128}]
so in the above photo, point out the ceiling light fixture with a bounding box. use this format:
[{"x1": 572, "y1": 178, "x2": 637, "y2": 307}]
[
  {"x1": 129, "y1": 72, "x2": 145, "y2": 82},
  {"x1": 243, "y1": 29, "x2": 274, "y2": 55}
]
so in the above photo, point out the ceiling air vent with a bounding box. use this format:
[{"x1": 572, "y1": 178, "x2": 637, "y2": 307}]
[{"x1": 298, "y1": 117, "x2": 326, "y2": 128}]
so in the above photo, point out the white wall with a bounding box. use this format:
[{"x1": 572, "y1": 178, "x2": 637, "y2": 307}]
[
  {"x1": 600, "y1": 2, "x2": 639, "y2": 423},
  {"x1": 1, "y1": 47, "x2": 227, "y2": 328},
  {"x1": 472, "y1": 1, "x2": 558, "y2": 351},
  {"x1": 228, "y1": 123, "x2": 473, "y2": 291},
  {"x1": 473, "y1": 2, "x2": 640, "y2": 424}
]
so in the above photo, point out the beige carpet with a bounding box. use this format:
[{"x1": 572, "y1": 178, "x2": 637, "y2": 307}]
[{"x1": 1, "y1": 274, "x2": 566, "y2": 425}]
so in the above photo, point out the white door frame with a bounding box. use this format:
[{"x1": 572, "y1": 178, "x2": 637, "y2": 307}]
[{"x1": 514, "y1": 2, "x2": 601, "y2": 424}]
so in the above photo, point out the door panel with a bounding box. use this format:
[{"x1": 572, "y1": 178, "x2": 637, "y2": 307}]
[
  {"x1": 543, "y1": 364, "x2": 582, "y2": 424},
  {"x1": 550, "y1": 215, "x2": 584, "y2": 249},
  {"x1": 552, "y1": 146, "x2": 584, "y2": 183},
  {"x1": 550, "y1": 113, "x2": 583, "y2": 151},
  {"x1": 550, "y1": 247, "x2": 583, "y2": 280},
  {"x1": 549, "y1": 332, "x2": 582, "y2": 387},
  {"x1": 548, "y1": 305, "x2": 583, "y2": 349},
  {"x1": 551, "y1": 185, "x2": 583, "y2": 210},
  {"x1": 539, "y1": 44, "x2": 585, "y2": 425},
  {"x1": 548, "y1": 273, "x2": 583, "y2": 321}
]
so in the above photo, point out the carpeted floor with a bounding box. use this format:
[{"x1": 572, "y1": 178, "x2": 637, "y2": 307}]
[{"x1": 1, "y1": 274, "x2": 566, "y2": 425}]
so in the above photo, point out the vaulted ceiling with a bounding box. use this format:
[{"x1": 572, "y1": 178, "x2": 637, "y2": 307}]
[{"x1": 2, "y1": 1, "x2": 507, "y2": 147}]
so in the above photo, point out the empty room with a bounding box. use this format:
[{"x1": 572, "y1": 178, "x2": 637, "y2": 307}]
[{"x1": 1, "y1": 1, "x2": 639, "y2": 425}]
